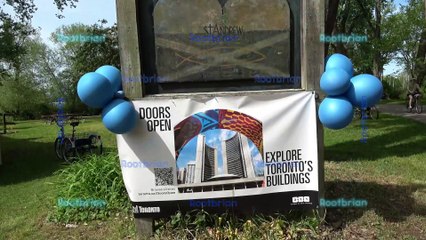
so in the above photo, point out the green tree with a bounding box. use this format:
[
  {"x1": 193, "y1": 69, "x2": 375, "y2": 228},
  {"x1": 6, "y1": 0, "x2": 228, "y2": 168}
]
[
  {"x1": 0, "y1": 35, "x2": 53, "y2": 118},
  {"x1": 0, "y1": 0, "x2": 79, "y2": 117},
  {"x1": 1, "y1": 0, "x2": 78, "y2": 20},
  {"x1": 50, "y1": 22, "x2": 120, "y2": 113},
  {"x1": 390, "y1": 0, "x2": 425, "y2": 84},
  {"x1": 382, "y1": 75, "x2": 405, "y2": 99},
  {"x1": 328, "y1": 0, "x2": 400, "y2": 79},
  {"x1": 0, "y1": 14, "x2": 30, "y2": 86},
  {"x1": 0, "y1": 0, "x2": 77, "y2": 81}
]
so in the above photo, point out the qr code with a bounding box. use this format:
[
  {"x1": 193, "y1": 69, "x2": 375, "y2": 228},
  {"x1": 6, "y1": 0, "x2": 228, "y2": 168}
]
[{"x1": 154, "y1": 167, "x2": 173, "y2": 186}]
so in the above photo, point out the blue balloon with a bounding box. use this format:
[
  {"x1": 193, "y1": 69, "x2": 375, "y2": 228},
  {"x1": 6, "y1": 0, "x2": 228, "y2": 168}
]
[
  {"x1": 114, "y1": 90, "x2": 125, "y2": 99},
  {"x1": 345, "y1": 74, "x2": 383, "y2": 108},
  {"x1": 325, "y1": 53, "x2": 354, "y2": 77},
  {"x1": 77, "y1": 72, "x2": 115, "y2": 108},
  {"x1": 320, "y1": 68, "x2": 351, "y2": 96},
  {"x1": 95, "y1": 65, "x2": 122, "y2": 92},
  {"x1": 319, "y1": 96, "x2": 354, "y2": 129},
  {"x1": 102, "y1": 99, "x2": 137, "y2": 134}
]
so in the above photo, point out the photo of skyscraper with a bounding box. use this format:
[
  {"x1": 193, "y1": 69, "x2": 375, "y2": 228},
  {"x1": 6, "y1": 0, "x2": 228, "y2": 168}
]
[{"x1": 177, "y1": 130, "x2": 264, "y2": 193}]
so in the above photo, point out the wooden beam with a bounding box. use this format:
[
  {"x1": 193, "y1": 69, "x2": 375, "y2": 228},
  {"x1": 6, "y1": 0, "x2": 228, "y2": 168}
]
[
  {"x1": 0, "y1": 141, "x2": 2, "y2": 166},
  {"x1": 134, "y1": 217, "x2": 154, "y2": 239},
  {"x1": 3, "y1": 114, "x2": 6, "y2": 134},
  {"x1": 301, "y1": 0, "x2": 325, "y2": 94},
  {"x1": 301, "y1": 0, "x2": 326, "y2": 219},
  {"x1": 116, "y1": 0, "x2": 143, "y2": 99},
  {"x1": 116, "y1": 0, "x2": 152, "y2": 237},
  {"x1": 116, "y1": 0, "x2": 326, "y2": 237}
]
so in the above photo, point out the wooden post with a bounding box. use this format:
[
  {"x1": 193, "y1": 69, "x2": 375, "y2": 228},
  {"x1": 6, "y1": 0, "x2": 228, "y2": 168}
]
[
  {"x1": 116, "y1": 0, "x2": 153, "y2": 238},
  {"x1": 3, "y1": 114, "x2": 6, "y2": 134},
  {"x1": 116, "y1": 0, "x2": 143, "y2": 100},
  {"x1": 0, "y1": 138, "x2": 2, "y2": 166},
  {"x1": 301, "y1": 0, "x2": 326, "y2": 219}
]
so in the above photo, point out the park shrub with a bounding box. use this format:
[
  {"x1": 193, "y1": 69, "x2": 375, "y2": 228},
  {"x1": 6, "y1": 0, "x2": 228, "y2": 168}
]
[
  {"x1": 155, "y1": 210, "x2": 320, "y2": 239},
  {"x1": 383, "y1": 75, "x2": 405, "y2": 99},
  {"x1": 47, "y1": 153, "x2": 321, "y2": 237},
  {"x1": 49, "y1": 152, "x2": 131, "y2": 223}
]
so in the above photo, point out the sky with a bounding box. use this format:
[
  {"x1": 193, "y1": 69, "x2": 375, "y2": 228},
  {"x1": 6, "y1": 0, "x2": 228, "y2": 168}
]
[
  {"x1": 3, "y1": 0, "x2": 117, "y2": 44},
  {"x1": 3, "y1": 0, "x2": 409, "y2": 76},
  {"x1": 394, "y1": 0, "x2": 409, "y2": 8}
]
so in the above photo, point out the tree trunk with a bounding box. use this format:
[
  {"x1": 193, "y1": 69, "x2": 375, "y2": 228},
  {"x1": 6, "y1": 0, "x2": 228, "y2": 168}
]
[
  {"x1": 331, "y1": 0, "x2": 350, "y2": 56},
  {"x1": 414, "y1": 0, "x2": 426, "y2": 85},
  {"x1": 372, "y1": 0, "x2": 383, "y2": 79},
  {"x1": 325, "y1": 0, "x2": 340, "y2": 56}
]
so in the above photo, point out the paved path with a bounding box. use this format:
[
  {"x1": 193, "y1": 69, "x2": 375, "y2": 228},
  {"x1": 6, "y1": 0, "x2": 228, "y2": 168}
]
[{"x1": 378, "y1": 104, "x2": 426, "y2": 124}]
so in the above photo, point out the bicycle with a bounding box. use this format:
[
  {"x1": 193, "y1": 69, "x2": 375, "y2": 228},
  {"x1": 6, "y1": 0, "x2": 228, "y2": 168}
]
[
  {"x1": 353, "y1": 106, "x2": 379, "y2": 120},
  {"x1": 406, "y1": 94, "x2": 422, "y2": 114},
  {"x1": 54, "y1": 98, "x2": 67, "y2": 159},
  {"x1": 54, "y1": 124, "x2": 78, "y2": 160},
  {"x1": 59, "y1": 119, "x2": 103, "y2": 163},
  {"x1": 54, "y1": 119, "x2": 66, "y2": 160}
]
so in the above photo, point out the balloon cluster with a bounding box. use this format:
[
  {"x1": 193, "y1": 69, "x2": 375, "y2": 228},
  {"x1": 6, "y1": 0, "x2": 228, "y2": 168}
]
[
  {"x1": 77, "y1": 66, "x2": 137, "y2": 134},
  {"x1": 319, "y1": 54, "x2": 383, "y2": 129}
]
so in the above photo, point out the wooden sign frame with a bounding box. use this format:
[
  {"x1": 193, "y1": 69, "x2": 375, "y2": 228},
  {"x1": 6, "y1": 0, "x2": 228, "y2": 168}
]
[{"x1": 115, "y1": 0, "x2": 325, "y2": 237}]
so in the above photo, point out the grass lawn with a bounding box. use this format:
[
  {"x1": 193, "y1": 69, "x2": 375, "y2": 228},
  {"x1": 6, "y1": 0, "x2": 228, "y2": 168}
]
[
  {"x1": 0, "y1": 119, "x2": 134, "y2": 240},
  {"x1": 323, "y1": 114, "x2": 426, "y2": 239},
  {"x1": 0, "y1": 114, "x2": 425, "y2": 239}
]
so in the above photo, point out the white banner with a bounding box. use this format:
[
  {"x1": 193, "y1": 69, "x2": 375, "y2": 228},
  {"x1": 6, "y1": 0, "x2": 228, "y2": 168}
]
[{"x1": 117, "y1": 91, "x2": 319, "y2": 216}]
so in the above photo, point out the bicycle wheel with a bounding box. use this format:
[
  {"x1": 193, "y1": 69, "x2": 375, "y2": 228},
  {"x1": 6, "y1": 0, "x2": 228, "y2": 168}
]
[
  {"x1": 369, "y1": 106, "x2": 379, "y2": 119},
  {"x1": 88, "y1": 135, "x2": 103, "y2": 155},
  {"x1": 353, "y1": 108, "x2": 362, "y2": 120},
  {"x1": 62, "y1": 138, "x2": 78, "y2": 163},
  {"x1": 54, "y1": 137, "x2": 64, "y2": 160},
  {"x1": 415, "y1": 98, "x2": 422, "y2": 114}
]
